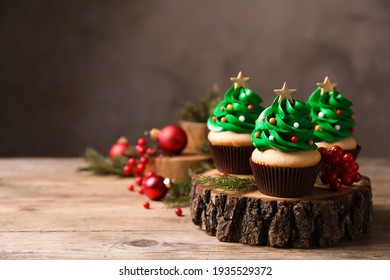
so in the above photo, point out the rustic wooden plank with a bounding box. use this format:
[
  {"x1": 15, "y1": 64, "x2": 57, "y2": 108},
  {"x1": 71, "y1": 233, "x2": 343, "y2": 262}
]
[{"x1": 0, "y1": 158, "x2": 389, "y2": 259}]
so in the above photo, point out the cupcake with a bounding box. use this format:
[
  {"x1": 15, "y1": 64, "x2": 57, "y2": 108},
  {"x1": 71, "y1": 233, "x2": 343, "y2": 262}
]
[
  {"x1": 308, "y1": 76, "x2": 360, "y2": 158},
  {"x1": 250, "y1": 82, "x2": 321, "y2": 198},
  {"x1": 207, "y1": 71, "x2": 264, "y2": 174}
]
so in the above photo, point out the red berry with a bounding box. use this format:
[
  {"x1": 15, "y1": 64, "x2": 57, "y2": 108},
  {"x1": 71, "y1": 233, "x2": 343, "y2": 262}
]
[
  {"x1": 145, "y1": 171, "x2": 155, "y2": 178},
  {"x1": 336, "y1": 109, "x2": 342, "y2": 115},
  {"x1": 143, "y1": 201, "x2": 150, "y2": 209},
  {"x1": 329, "y1": 171, "x2": 338, "y2": 182},
  {"x1": 123, "y1": 165, "x2": 132, "y2": 175},
  {"x1": 291, "y1": 136, "x2": 298, "y2": 143},
  {"x1": 139, "y1": 157, "x2": 148, "y2": 164},
  {"x1": 330, "y1": 145, "x2": 343, "y2": 157},
  {"x1": 341, "y1": 161, "x2": 352, "y2": 170},
  {"x1": 341, "y1": 172, "x2": 354, "y2": 186},
  {"x1": 331, "y1": 154, "x2": 342, "y2": 165},
  {"x1": 128, "y1": 184, "x2": 135, "y2": 192},
  {"x1": 175, "y1": 208, "x2": 182, "y2": 216},
  {"x1": 137, "y1": 137, "x2": 147, "y2": 146},
  {"x1": 136, "y1": 163, "x2": 146, "y2": 172},
  {"x1": 352, "y1": 172, "x2": 362, "y2": 182},
  {"x1": 330, "y1": 179, "x2": 342, "y2": 191},
  {"x1": 138, "y1": 187, "x2": 145, "y2": 195},
  {"x1": 135, "y1": 176, "x2": 143, "y2": 186},
  {"x1": 318, "y1": 147, "x2": 327, "y2": 158},
  {"x1": 135, "y1": 145, "x2": 146, "y2": 155},
  {"x1": 350, "y1": 162, "x2": 359, "y2": 172},
  {"x1": 146, "y1": 147, "x2": 155, "y2": 155},
  {"x1": 343, "y1": 153, "x2": 355, "y2": 163},
  {"x1": 320, "y1": 174, "x2": 330, "y2": 184},
  {"x1": 128, "y1": 157, "x2": 137, "y2": 166}
]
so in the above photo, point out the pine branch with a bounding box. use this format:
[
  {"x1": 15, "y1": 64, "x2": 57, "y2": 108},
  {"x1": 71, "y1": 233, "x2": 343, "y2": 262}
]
[
  {"x1": 163, "y1": 161, "x2": 215, "y2": 207},
  {"x1": 178, "y1": 87, "x2": 220, "y2": 122},
  {"x1": 79, "y1": 147, "x2": 130, "y2": 176},
  {"x1": 193, "y1": 174, "x2": 257, "y2": 193}
]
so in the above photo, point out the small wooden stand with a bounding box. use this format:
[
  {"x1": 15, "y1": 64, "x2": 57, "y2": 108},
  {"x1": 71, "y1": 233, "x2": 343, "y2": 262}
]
[
  {"x1": 147, "y1": 153, "x2": 211, "y2": 183},
  {"x1": 190, "y1": 170, "x2": 373, "y2": 248}
]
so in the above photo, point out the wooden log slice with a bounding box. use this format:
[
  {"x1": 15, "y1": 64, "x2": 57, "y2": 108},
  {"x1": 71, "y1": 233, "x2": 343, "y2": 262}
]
[{"x1": 190, "y1": 169, "x2": 373, "y2": 248}]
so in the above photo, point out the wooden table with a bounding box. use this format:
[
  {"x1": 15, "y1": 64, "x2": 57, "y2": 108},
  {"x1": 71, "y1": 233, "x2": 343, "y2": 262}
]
[{"x1": 0, "y1": 158, "x2": 389, "y2": 260}]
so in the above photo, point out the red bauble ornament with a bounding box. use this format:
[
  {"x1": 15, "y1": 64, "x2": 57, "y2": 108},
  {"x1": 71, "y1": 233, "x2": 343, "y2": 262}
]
[
  {"x1": 142, "y1": 174, "x2": 168, "y2": 200},
  {"x1": 150, "y1": 125, "x2": 187, "y2": 154},
  {"x1": 109, "y1": 137, "x2": 129, "y2": 158}
]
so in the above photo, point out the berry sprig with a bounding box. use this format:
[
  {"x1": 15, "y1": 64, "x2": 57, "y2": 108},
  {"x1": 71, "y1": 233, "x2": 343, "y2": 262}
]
[
  {"x1": 122, "y1": 137, "x2": 155, "y2": 177},
  {"x1": 318, "y1": 145, "x2": 361, "y2": 191}
]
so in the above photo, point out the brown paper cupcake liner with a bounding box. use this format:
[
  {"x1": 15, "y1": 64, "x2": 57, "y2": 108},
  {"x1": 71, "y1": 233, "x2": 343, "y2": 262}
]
[
  {"x1": 346, "y1": 144, "x2": 361, "y2": 160},
  {"x1": 249, "y1": 159, "x2": 321, "y2": 198},
  {"x1": 209, "y1": 143, "x2": 254, "y2": 175}
]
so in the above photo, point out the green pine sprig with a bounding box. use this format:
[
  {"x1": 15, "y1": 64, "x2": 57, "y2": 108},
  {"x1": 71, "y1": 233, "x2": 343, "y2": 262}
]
[
  {"x1": 178, "y1": 85, "x2": 220, "y2": 122},
  {"x1": 79, "y1": 147, "x2": 130, "y2": 176},
  {"x1": 163, "y1": 161, "x2": 214, "y2": 207},
  {"x1": 193, "y1": 174, "x2": 257, "y2": 193}
]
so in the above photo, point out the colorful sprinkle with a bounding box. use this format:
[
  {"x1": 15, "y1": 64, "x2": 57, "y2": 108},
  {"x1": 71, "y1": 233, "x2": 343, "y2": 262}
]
[
  {"x1": 212, "y1": 116, "x2": 216, "y2": 122},
  {"x1": 335, "y1": 125, "x2": 341, "y2": 131},
  {"x1": 226, "y1": 104, "x2": 233, "y2": 111},
  {"x1": 315, "y1": 125, "x2": 321, "y2": 131},
  {"x1": 293, "y1": 122, "x2": 299, "y2": 128},
  {"x1": 308, "y1": 139, "x2": 314, "y2": 146},
  {"x1": 318, "y1": 112, "x2": 325, "y2": 118},
  {"x1": 336, "y1": 109, "x2": 342, "y2": 115},
  {"x1": 291, "y1": 136, "x2": 298, "y2": 143},
  {"x1": 220, "y1": 106, "x2": 225, "y2": 112},
  {"x1": 221, "y1": 117, "x2": 227, "y2": 123},
  {"x1": 269, "y1": 135, "x2": 275, "y2": 141},
  {"x1": 239, "y1": 116, "x2": 245, "y2": 122},
  {"x1": 351, "y1": 114, "x2": 356, "y2": 120},
  {"x1": 261, "y1": 116, "x2": 266, "y2": 121},
  {"x1": 269, "y1": 118, "x2": 276, "y2": 125},
  {"x1": 307, "y1": 116, "x2": 312, "y2": 121},
  {"x1": 247, "y1": 104, "x2": 254, "y2": 110},
  {"x1": 254, "y1": 131, "x2": 260, "y2": 138}
]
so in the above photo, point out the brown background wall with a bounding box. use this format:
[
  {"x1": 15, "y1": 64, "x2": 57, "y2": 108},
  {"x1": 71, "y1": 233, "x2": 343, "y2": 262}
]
[{"x1": 0, "y1": 0, "x2": 389, "y2": 157}]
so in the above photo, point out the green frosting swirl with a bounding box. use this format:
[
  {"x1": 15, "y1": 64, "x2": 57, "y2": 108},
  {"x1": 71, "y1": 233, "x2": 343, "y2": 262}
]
[
  {"x1": 207, "y1": 85, "x2": 264, "y2": 133},
  {"x1": 308, "y1": 87, "x2": 355, "y2": 143},
  {"x1": 252, "y1": 97, "x2": 318, "y2": 152}
]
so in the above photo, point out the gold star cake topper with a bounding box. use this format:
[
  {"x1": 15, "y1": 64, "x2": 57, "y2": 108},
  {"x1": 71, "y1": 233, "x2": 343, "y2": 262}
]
[
  {"x1": 274, "y1": 82, "x2": 297, "y2": 103},
  {"x1": 230, "y1": 71, "x2": 250, "y2": 89},
  {"x1": 317, "y1": 76, "x2": 337, "y2": 94}
]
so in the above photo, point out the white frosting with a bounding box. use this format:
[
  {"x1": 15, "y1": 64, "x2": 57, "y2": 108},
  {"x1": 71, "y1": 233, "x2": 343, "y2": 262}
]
[
  {"x1": 208, "y1": 131, "x2": 252, "y2": 147},
  {"x1": 251, "y1": 148, "x2": 321, "y2": 168}
]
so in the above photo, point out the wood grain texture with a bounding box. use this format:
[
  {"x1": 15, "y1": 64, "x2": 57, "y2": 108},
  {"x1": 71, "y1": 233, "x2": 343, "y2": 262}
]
[
  {"x1": 0, "y1": 158, "x2": 389, "y2": 259},
  {"x1": 190, "y1": 170, "x2": 373, "y2": 248}
]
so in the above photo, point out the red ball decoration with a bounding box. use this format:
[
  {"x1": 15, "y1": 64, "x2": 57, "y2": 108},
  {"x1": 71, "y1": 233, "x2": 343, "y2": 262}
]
[
  {"x1": 151, "y1": 125, "x2": 187, "y2": 154},
  {"x1": 142, "y1": 174, "x2": 168, "y2": 200},
  {"x1": 109, "y1": 137, "x2": 129, "y2": 158}
]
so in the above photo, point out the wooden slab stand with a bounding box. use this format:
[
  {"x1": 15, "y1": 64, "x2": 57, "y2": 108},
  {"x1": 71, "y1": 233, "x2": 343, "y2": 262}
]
[{"x1": 190, "y1": 169, "x2": 373, "y2": 248}]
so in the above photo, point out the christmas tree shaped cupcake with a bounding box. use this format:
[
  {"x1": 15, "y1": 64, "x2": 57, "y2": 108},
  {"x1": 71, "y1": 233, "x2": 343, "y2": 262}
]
[
  {"x1": 207, "y1": 71, "x2": 264, "y2": 174},
  {"x1": 308, "y1": 76, "x2": 360, "y2": 157},
  {"x1": 250, "y1": 82, "x2": 321, "y2": 197}
]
